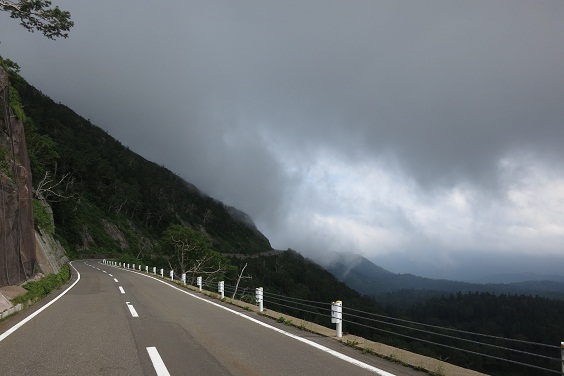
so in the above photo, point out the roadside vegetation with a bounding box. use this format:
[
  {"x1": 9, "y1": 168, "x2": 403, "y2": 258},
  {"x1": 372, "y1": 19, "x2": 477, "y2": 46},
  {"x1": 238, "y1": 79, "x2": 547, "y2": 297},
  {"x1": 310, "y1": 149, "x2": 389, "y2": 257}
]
[{"x1": 11, "y1": 264, "x2": 71, "y2": 306}]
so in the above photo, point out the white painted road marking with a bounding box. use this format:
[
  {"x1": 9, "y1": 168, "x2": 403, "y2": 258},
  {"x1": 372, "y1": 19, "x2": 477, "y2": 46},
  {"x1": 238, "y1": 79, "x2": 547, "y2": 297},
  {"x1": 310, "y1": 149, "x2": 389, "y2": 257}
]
[
  {"x1": 146, "y1": 347, "x2": 171, "y2": 376},
  {"x1": 125, "y1": 269, "x2": 395, "y2": 375},
  {"x1": 108, "y1": 274, "x2": 113, "y2": 277},
  {"x1": 113, "y1": 278, "x2": 119, "y2": 283},
  {"x1": 126, "y1": 302, "x2": 139, "y2": 318},
  {"x1": 103, "y1": 270, "x2": 107, "y2": 273},
  {"x1": 0, "y1": 262, "x2": 81, "y2": 343},
  {"x1": 119, "y1": 286, "x2": 125, "y2": 294}
]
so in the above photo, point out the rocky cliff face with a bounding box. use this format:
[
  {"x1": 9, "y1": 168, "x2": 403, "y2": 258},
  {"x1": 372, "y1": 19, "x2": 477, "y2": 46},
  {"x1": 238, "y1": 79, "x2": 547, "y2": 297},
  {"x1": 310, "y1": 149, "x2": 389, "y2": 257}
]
[{"x1": 0, "y1": 67, "x2": 36, "y2": 287}]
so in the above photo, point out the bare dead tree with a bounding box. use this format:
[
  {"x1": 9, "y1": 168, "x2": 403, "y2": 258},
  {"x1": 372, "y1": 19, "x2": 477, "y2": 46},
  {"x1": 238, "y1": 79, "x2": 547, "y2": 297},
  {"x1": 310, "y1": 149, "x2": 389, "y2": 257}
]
[
  {"x1": 168, "y1": 232, "x2": 200, "y2": 275},
  {"x1": 231, "y1": 263, "x2": 252, "y2": 299},
  {"x1": 203, "y1": 208, "x2": 213, "y2": 224},
  {"x1": 34, "y1": 170, "x2": 73, "y2": 201}
]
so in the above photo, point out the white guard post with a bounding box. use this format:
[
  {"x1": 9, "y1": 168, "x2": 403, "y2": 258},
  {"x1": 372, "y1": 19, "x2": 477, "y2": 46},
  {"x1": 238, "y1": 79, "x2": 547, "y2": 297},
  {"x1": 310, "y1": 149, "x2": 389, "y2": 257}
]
[
  {"x1": 170, "y1": 270, "x2": 174, "y2": 281},
  {"x1": 331, "y1": 301, "x2": 343, "y2": 338},
  {"x1": 181, "y1": 273, "x2": 186, "y2": 285},
  {"x1": 197, "y1": 276, "x2": 202, "y2": 291},
  {"x1": 255, "y1": 287, "x2": 264, "y2": 312},
  {"x1": 146, "y1": 266, "x2": 149, "y2": 273},
  {"x1": 133, "y1": 264, "x2": 135, "y2": 270},
  {"x1": 561, "y1": 342, "x2": 563, "y2": 374},
  {"x1": 127, "y1": 264, "x2": 129, "y2": 269},
  {"x1": 218, "y1": 281, "x2": 224, "y2": 299},
  {"x1": 153, "y1": 267, "x2": 156, "y2": 275},
  {"x1": 160, "y1": 268, "x2": 164, "y2": 278},
  {"x1": 139, "y1": 265, "x2": 141, "y2": 271}
]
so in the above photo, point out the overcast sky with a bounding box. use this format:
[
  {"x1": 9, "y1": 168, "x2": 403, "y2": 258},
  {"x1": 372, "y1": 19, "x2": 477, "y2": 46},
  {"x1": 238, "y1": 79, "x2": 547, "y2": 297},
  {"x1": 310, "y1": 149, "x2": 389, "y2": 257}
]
[{"x1": 2, "y1": 1, "x2": 564, "y2": 281}]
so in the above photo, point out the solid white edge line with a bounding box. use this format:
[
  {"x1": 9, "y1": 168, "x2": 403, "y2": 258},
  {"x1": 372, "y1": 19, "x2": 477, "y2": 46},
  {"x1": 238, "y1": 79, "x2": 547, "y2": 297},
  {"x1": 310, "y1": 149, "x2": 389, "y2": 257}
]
[
  {"x1": 146, "y1": 346, "x2": 171, "y2": 376},
  {"x1": 118, "y1": 267, "x2": 395, "y2": 376},
  {"x1": 0, "y1": 261, "x2": 81, "y2": 343}
]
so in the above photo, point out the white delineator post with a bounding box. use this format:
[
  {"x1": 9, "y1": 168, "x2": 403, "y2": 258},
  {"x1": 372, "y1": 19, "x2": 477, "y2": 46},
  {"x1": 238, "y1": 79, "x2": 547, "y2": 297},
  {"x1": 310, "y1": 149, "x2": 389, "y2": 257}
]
[
  {"x1": 197, "y1": 276, "x2": 202, "y2": 291},
  {"x1": 255, "y1": 287, "x2": 264, "y2": 312},
  {"x1": 170, "y1": 270, "x2": 174, "y2": 281},
  {"x1": 331, "y1": 300, "x2": 343, "y2": 338},
  {"x1": 181, "y1": 273, "x2": 186, "y2": 285},
  {"x1": 160, "y1": 268, "x2": 164, "y2": 278},
  {"x1": 218, "y1": 281, "x2": 224, "y2": 299},
  {"x1": 561, "y1": 342, "x2": 563, "y2": 374},
  {"x1": 153, "y1": 267, "x2": 156, "y2": 275},
  {"x1": 146, "y1": 266, "x2": 149, "y2": 273}
]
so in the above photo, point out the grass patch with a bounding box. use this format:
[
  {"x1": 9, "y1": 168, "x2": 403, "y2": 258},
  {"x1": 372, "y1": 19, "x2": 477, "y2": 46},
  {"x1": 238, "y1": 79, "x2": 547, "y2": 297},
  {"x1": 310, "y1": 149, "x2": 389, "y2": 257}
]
[
  {"x1": 33, "y1": 199, "x2": 55, "y2": 236},
  {"x1": 11, "y1": 264, "x2": 71, "y2": 305}
]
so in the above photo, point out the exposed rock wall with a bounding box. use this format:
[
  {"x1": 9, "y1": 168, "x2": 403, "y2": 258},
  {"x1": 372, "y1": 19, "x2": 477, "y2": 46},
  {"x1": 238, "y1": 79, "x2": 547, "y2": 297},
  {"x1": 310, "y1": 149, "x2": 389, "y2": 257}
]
[
  {"x1": 35, "y1": 228, "x2": 69, "y2": 275},
  {"x1": 0, "y1": 67, "x2": 36, "y2": 287}
]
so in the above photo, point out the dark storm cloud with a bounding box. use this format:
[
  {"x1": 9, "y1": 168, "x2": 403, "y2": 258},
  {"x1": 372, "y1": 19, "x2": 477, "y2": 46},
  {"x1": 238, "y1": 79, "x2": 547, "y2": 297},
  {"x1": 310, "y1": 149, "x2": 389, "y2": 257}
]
[{"x1": 2, "y1": 1, "x2": 564, "y2": 278}]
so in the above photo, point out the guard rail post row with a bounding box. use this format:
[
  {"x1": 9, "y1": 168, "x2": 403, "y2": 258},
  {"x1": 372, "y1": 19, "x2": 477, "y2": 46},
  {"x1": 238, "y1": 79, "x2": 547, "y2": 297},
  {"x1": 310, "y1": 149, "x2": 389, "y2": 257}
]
[
  {"x1": 218, "y1": 281, "x2": 224, "y2": 299},
  {"x1": 256, "y1": 287, "x2": 264, "y2": 312},
  {"x1": 331, "y1": 300, "x2": 343, "y2": 338}
]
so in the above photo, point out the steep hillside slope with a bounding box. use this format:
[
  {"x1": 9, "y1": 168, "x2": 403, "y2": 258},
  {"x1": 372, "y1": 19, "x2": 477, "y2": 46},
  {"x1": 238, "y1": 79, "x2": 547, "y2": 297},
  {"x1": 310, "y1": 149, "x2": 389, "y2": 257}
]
[{"x1": 4, "y1": 58, "x2": 271, "y2": 261}]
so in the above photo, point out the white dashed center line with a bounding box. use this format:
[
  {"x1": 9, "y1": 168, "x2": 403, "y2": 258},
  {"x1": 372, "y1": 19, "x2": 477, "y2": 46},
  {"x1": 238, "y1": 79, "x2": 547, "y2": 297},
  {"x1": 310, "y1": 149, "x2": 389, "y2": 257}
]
[
  {"x1": 118, "y1": 286, "x2": 125, "y2": 294},
  {"x1": 113, "y1": 278, "x2": 119, "y2": 283},
  {"x1": 146, "y1": 347, "x2": 170, "y2": 376},
  {"x1": 126, "y1": 302, "x2": 139, "y2": 318}
]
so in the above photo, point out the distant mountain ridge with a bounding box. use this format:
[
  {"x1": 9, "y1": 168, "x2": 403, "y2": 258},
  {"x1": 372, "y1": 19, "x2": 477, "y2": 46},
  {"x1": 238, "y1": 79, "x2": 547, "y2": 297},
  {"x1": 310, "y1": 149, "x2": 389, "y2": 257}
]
[
  {"x1": 470, "y1": 272, "x2": 564, "y2": 284},
  {"x1": 324, "y1": 253, "x2": 564, "y2": 301}
]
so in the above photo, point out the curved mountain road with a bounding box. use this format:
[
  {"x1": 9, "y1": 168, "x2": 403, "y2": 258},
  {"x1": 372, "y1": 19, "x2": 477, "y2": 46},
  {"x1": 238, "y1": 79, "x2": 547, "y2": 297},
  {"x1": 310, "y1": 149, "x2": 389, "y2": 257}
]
[{"x1": 0, "y1": 261, "x2": 427, "y2": 376}]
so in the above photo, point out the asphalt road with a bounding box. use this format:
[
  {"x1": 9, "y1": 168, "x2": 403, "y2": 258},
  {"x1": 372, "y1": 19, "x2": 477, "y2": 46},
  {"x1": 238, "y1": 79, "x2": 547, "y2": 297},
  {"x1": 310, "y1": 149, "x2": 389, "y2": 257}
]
[{"x1": 0, "y1": 261, "x2": 427, "y2": 376}]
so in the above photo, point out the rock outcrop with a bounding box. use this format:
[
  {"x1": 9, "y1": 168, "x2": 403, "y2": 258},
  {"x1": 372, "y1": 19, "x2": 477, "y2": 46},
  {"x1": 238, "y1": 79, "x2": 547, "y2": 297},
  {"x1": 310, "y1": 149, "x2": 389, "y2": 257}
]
[{"x1": 0, "y1": 67, "x2": 37, "y2": 287}]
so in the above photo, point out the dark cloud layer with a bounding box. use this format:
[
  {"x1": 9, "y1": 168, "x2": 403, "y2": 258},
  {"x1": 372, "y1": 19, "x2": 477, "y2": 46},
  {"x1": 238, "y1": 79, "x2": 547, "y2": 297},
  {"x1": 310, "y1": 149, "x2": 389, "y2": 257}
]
[{"x1": 2, "y1": 1, "x2": 563, "y2": 278}]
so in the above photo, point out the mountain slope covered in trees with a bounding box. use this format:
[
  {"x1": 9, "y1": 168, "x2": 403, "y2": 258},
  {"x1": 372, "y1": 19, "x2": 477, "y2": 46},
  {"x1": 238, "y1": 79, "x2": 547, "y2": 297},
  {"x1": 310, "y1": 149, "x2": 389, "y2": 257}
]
[{"x1": 4, "y1": 58, "x2": 271, "y2": 260}]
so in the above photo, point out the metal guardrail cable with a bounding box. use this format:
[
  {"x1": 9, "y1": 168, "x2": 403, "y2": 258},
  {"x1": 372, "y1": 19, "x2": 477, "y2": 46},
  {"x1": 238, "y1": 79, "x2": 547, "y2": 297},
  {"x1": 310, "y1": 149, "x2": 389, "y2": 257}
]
[
  {"x1": 265, "y1": 294, "x2": 330, "y2": 312},
  {"x1": 342, "y1": 311, "x2": 560, "y2": 362},
  {"x1": 265, "y1": 299, "x2": 332, "y2": 319},
  {"x1": 345, "y1": 320, "x2": 561, "y2": 375},
  {"x1": 262, "y1": 291, "x2": 331, "y2": 306},
  {"x1": 343, "y1": 306, "x2": 559, "y2": 349}
]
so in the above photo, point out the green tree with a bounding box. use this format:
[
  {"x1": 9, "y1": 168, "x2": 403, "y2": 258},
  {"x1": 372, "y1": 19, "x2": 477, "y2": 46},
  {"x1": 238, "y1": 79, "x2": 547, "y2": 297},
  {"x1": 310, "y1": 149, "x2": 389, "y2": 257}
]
[
  {"x1": 1, "y1": 0, "x2": 73, "y2": 39},
  {"x1": 162, "y1": 225, "x2": 230, "y2": 283}
]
